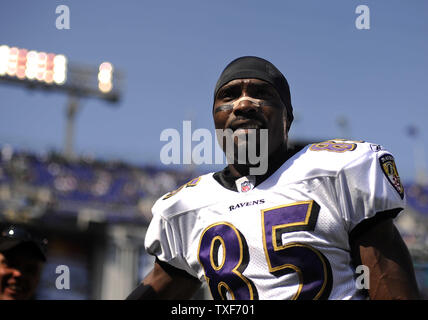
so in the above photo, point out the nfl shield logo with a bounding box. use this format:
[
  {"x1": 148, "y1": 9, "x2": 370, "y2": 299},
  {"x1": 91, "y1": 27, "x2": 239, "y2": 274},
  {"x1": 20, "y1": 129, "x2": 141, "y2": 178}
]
[{"x1": 240, "y1": 181, "x2": 251, "y2": 193}]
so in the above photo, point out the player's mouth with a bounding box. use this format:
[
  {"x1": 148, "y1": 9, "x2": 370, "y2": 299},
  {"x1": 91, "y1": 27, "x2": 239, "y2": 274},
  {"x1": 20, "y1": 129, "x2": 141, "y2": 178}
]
[
  {"x1": 4, "y1": 282, "x2": 25, "y2": 297},
  {"x1": 229, "y1": 119, "x2": 265, "y2": 133}
]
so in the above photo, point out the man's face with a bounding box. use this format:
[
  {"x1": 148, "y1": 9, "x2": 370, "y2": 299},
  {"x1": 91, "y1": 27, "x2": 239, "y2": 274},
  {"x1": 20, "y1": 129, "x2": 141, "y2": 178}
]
[
  {"x1": 0, "y1": 246, "x2": 44, "y2": 300},
  {"x1": 213, "y1": 78, "x2": 288, "y2": 165}
]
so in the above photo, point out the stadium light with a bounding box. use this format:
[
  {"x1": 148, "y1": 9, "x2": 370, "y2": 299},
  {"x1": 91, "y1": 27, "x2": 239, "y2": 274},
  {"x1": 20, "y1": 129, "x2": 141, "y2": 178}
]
[
  {"x1": 0, "y1": 45, "x2": 68, "y2": 85},
  {"x1": 53, "y1": 54, "x2": 67, "y2": 85},
  {"x1": 0, "y1": 45, "x2": 9, "y2": 75},
  {"x1": 0, "y1": 44, "x2": 122, "y2": 101},
  {"x1": 6, "y1": 47, "x2": 18, "y2": 77},
  {"x1": 0, "y1": 44, "x2": 123, "y2": 160},
  {"x1": 98, "y1": 62, "x2": 113, "y2": 93}
]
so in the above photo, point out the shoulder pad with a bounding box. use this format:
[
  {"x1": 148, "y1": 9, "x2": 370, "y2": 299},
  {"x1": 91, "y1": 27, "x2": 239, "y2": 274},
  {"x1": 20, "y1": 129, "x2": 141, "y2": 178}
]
[
  {"x1": 289, "y1": 139, "x2": 390, "y2": 177},
  {"x1": 151, "y1": 173, "x2": 218, "y2": 219}
]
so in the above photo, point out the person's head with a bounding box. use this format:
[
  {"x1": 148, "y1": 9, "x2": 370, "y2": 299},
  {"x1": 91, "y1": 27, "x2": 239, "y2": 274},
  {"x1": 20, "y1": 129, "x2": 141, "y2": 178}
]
[
  {"x1": 0, "y1": 225, "x2": 47, "y2": 300},
  {"x1": 213, "y1": 56, "x2": 293, "y2": 171}
]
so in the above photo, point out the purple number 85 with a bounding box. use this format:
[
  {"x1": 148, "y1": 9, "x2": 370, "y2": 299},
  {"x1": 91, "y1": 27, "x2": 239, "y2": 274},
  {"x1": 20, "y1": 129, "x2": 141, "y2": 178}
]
[{"x1": 198, "y1": 200, "x2": 332, "y2": 300}]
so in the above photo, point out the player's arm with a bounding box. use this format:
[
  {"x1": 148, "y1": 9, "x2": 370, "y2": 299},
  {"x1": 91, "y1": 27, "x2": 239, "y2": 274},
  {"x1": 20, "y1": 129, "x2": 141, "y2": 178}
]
[
  {"x1": 350, "y1": 214, "x2": 420, "y2": 300},
  {"x1": 126, "y1": 259, "x2": 201, "y2": 300}
]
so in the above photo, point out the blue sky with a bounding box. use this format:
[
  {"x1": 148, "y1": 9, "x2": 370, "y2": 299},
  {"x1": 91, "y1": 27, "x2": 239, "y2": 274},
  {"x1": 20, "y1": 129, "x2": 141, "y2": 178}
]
[{"x1": 0, "y1": 0, "x2": 427, "y2": 182}]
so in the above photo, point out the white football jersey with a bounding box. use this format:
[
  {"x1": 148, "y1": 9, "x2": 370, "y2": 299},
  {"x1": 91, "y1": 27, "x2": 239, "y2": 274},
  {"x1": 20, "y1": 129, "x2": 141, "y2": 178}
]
[{"x1": 145, "y1": 140, "x2": 405, "y2": 300}]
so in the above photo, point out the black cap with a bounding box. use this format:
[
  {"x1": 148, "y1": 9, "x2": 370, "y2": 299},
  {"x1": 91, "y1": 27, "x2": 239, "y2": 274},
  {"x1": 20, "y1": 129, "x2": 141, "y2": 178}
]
[
  {"x1": 0, "y1": 225, "x2": 48, "y2": 262},
  {"x1": 214, "y1": 56, "x2": 294, "y2": 130}
]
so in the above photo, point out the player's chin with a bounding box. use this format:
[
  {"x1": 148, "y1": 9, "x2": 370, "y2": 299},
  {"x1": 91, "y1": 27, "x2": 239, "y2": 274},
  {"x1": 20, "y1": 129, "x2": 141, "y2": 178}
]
[
  {"x1": 1, "y1": 290, "x2": 20, "y2": 300},
  {"x1": 3, "y1": 285, "x2": 31, "y2": 300},
  {"x1": 232, "y1": 127, "x2": 266, "y2": 141},
  {"x1": 227, "y1": 142, "x2": 266, "y2": 165}
]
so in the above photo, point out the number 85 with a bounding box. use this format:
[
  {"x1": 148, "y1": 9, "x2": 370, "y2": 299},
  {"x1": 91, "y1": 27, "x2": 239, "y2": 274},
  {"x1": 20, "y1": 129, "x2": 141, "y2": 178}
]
[{"x1": 197, "y1": 200, "x2": 333, "y2": 300}]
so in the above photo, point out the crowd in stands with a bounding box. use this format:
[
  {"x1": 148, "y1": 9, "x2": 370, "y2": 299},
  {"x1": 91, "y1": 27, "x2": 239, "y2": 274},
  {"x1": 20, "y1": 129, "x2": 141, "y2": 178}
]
[{"x1": 0, "y1": 145, "x2": 199, "y2": 224}]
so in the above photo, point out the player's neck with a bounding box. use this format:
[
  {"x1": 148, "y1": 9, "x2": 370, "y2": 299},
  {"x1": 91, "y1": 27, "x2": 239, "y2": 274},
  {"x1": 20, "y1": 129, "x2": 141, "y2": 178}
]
[{"x1": 227, "y1": 143, "x2": 290, "y2": 181}]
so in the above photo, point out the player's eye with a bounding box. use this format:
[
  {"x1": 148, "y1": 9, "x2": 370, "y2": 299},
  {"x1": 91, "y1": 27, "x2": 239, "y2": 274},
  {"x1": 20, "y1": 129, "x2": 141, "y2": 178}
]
[
  {"x1": 253, "y1": 87, "x2": 274, "y2": 99},
  {"x1": 217, "y1": 87, "x2": 238, "y2": 101},
  {"x1": 218, "y1": 90, "x2": 231, "y2": 100}
]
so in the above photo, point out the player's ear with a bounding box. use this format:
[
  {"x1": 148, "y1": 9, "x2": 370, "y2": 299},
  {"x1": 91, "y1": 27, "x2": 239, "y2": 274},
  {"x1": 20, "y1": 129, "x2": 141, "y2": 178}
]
[{"x1": 283, "y1": 109, "x2": 289, "y2": 137}]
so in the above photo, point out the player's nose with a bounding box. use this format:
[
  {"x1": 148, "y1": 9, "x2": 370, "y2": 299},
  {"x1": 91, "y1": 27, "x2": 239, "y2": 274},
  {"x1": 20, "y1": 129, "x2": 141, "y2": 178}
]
[
  {"x1": 233, "y1": 98, "x2": 259, "y2": 116},
  {"x1": 4, "y1": 266, "x2": 22, "y2": 278}
]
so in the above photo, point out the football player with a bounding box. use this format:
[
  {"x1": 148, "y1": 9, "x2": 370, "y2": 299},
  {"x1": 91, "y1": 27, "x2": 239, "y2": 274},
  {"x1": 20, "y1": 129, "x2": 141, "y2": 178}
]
[{"x1": 127, "y1": 56, "x2": 420, "y2": 300}]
